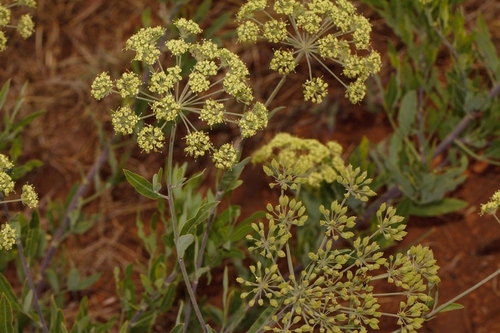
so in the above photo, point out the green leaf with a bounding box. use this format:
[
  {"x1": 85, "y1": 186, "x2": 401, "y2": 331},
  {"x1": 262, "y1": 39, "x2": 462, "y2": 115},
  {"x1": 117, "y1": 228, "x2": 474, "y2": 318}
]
[
  {"x1": 22, "y1": 290, "x2": 33, "y2": 313},
  {"x1": 0, "y1": 274, "x2": 21, "y2": 312},
  {"x1": 204, "y1": 12, "x2": 231, "y2": 38},
  {"x1": 398, "y1": 90, "x2": 417, "y2": 137},
  {"x1": 119, "y1": 321, "x2": 129, "y2": 333},
  {"x1": 194, "y1": 0, "x2": 211, "y2": 23},
  {"x1": 475, "y1": 14, "x2": 500, "y2": 79},
  {"x1": 179, "y1": 200, "x2": 220, "y2": 236},
  {"x1": 176, "y1": 234, "x2": 194, "y2": 259},
  {"x1": 437, "y1": 302, "x2": 464, "y2": 313},
  {"x1": 49, "y1": 297, "x2": 66, "y2": 333},
  {"x1": 230, "y1": 211, "x2": 265, "y2": 242},
  {"x1": 45, "y1": 268, "x2": 60, "y2": 293},
  {"x1": 12, "y1": 110, "x2": 45, "y2": 133},
  {"x1": 409, "y1": 198, "x2": 468, "y2": 217},
  {"x1": 247, "y1": 305, "x2": 278, "y2": 333},
  {"x1": 0, "y1": 79, "x2": 10, "y2": 110},
  {"x1": 25, "y1": 211, "x2": 40, "y2": 258},
  {"x1": 66, "y1": 268, "x2": 100, "y2": 292},
  {"x1": 0, "y1": 295, "x2": 14, "y2": 333},
  {"x1": 219, "y1": 157, "x2": 250, "y2": 193},
  {"x1": 170, "y1": 324, "x2": 184, "y2": 333},
  {"x1": 123, "y1": 169, "x2": 160, "y2": 200}
]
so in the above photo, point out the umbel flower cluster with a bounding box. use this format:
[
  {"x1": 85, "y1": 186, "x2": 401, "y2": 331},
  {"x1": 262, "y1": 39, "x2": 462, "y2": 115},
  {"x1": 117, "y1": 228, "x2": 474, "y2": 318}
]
[
  {"x1": 236, "y1": 0, "x2": 381, "y2": 104},
  {"x1": 252, "y1": 132, "x2": 347, "y2": 188},
  {"x1": 238, "y1": 150, "x2": 440, "y2": 332},
  {"x1": 91, "y1": 19, "x2": 269, "y2": 169},
  {"x1": 0, "y1": 0, "x2": 36, "y2": 52},
  {"x1": 0, "y1": 153, "x2": 39, "y2": 251}
]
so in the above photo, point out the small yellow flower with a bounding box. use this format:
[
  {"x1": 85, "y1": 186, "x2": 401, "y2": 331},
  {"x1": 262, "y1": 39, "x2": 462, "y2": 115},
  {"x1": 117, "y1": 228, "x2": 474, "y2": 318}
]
[
  {"x1": 0, "y1": 31, "x2": 7, "y2": 52},
  {"x1": 0, "y1": 171, "x2": 14, "y2": 196},
  {"x1": 184, "y1": 131, "x2": 213, "y2": 158},
  {"x1": 0, "y1": 6, "x2": 11, "y2": 27},
  {"x1": 213, "y1": 143, "x2": 237, "y2": 169},
  {"x1": 91, "y1": 72, "x2": 113, "y2": 100},
  {"x1": 0, "y1": 223, "x2": 16, "y2": 251},
  {"x1": 137, "y1": 125, "x2": 165, "y2": 153},
  {"x1": 18, "y1": 14, "x2": 34, "y2": 39},
  {"x1": 111, "y1": 106, "x2": 139, "y2": 135},
  {"x1": 21, "y1": 184, "x2": 38, "y2": 209}
]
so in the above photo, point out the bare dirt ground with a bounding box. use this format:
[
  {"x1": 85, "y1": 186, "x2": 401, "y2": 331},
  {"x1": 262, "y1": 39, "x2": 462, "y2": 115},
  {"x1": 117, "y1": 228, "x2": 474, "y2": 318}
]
[{"x1": 1, "y1": 0, "x2": 500, "y2": 332}]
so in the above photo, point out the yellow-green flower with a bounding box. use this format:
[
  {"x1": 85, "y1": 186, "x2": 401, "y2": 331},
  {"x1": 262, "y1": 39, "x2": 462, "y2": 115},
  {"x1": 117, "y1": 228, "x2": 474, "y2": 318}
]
[
  {"x1": 0, "y1": 223, "x2": 16, "y2": 251},
  {"x1": 111, "y1": 106, "x2": 139, "y2": 135},
  {"x1": 213, "y1": 143, "x2": 237, "y2": 169},
  {"x1": 137, "y1": 125, "x2": 165, "y2": 153},
  {"x1": 125, "y1": 26, "x2": 164, "y2": 65},
  {"x1": 116, "y1": 71, "x2": 141, "y2": 98},
  {"x1": 18, "y1": 14, "x2": 34, "y2": 39},
  {"x1": 0, "y1": 31, "x2": 6, "y2": 52},
  {"x1": 184, "y1": 131, "x2": 212, "y2": 158},
  {"x1": 303, "y1": 77, "x2": 328, "y2": 104},
  {"x1": 91, "y1": 72, "x2": 113, "y2": 100},
  {"x1": 0, "y1": 171, "x2": 14, "y2": 196},
  {"x1": 21, "y1": 184, "x2": 38, "y2": 208},
  {"x1": 0, "y1": 6, "x2": 11, "y2": 27},
  {"x1": 18, "y1": 0, "x2": 37, "y2": 8}
]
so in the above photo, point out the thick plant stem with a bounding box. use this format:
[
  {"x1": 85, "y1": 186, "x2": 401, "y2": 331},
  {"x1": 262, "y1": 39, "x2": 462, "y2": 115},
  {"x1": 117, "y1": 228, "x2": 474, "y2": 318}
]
[
  {"x1": 0, "y1": 197, "x2": 49, "y2": 333},
  {"x1": 165, "y1": 123, "x2": 207, "y2": 333}
]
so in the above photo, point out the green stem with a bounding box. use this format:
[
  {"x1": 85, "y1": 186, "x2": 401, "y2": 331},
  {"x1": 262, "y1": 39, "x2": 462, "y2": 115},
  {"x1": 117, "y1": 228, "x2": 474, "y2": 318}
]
[
  {"x1": 165, "y1": 123, "x2": 208, "y2": 333},
  {"x1": 425, "y1": 268, "x2": 500, "y2": 319}
]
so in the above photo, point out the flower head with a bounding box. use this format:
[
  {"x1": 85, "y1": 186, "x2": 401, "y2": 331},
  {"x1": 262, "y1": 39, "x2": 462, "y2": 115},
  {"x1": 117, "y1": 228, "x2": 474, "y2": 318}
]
[
  {"x1": 111, "y1": 106, "x2": 139, "y2": 135},
  {"x1": 213, "y1": 143, "x2": 237, "y2": 169},
  {"x1": 91, "y1": 25, "x2": 267, "y2": 169},
  {"x1": 137, "y1": 125, "x2": 165, "y2": 153},
  {"x1": 174, "y1": 18, "x2": 202, "y2": 38},
  {"x1": 303, "y1": 77, "x2": 328, "y2": 104},
  {"x1": 239, "y1": 102, "x2": 268, "y2": 138},
  {"x1": 0, "y1": 154, "x2": 14, "y2": 172},
  {"x1": 0, "y1": 6, "x2": 11, "y2": 27},
  {"x1": 18, "y1": 14, "x2": 34, "y2": 39},
  {"x1": 237, "y1": 0, "x2": 381, "y2": 104},
  {"x1": 184, "y1": 131, "x2": 213, "y2": 159},
  {"x1": 91, "y1": 72, "x2": 113, "y2": 100},
  {"x1": 116, "y1": 71, "x2": 141, "y2": 98},
  {"x1": 270, "y1": 49, "x2": 296, "y2": 75},
  {"x1": 0, "y1": 223, "x2": 16, "y2": 251},
  {"x1": 480, "y1": 190, "x2": 500, "y2": 216},
  {"x1": 125, "y1": 26, "x2": 164, "y2": 65},
  {"x1": 0, "y1": 31, "x2": 7, "y2": 52},
  {"x1": 0, "y1": 171, "x2": 14, "y2": 196},
  {"x1": 200, "y1": 99, "x2": 226, "y2": 127},
  {"x1": 21, "y1": 184, "x2": 38, "y2": 208},
  {"x1": 18, "y1": 0, "x2": 37, "y2": 7},
  {"x1": 152, "y1": 95, "x2": 181, "y2": 122}
]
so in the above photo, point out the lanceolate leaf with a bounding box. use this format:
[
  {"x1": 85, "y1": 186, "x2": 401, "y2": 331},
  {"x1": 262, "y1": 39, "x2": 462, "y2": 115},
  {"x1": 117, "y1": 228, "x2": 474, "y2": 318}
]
[
  {"x1": 247, "y1": 305, "x2": 279, "y2": 333},
  {"x1": 0, "y1": 274, "x2": 21, "y2": 312},
  {"x1": 409, "y1": 198, "x2": 468, "y2": 217},
  {"x1": 123, "y1": 169, "x2": 160, "y2": 200},
  {"x1": 0, "y1": 295, "x2": 14, "y2": 333},
  {"x1": 398, "y1": 90, "x2": 417, "y2": 137},
  {"x1": 437, "y1": 302, "x2": 464, "y2": 313},
  {"x1": 175, "y1": 234, "x2": 194, "y2": 259}
]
